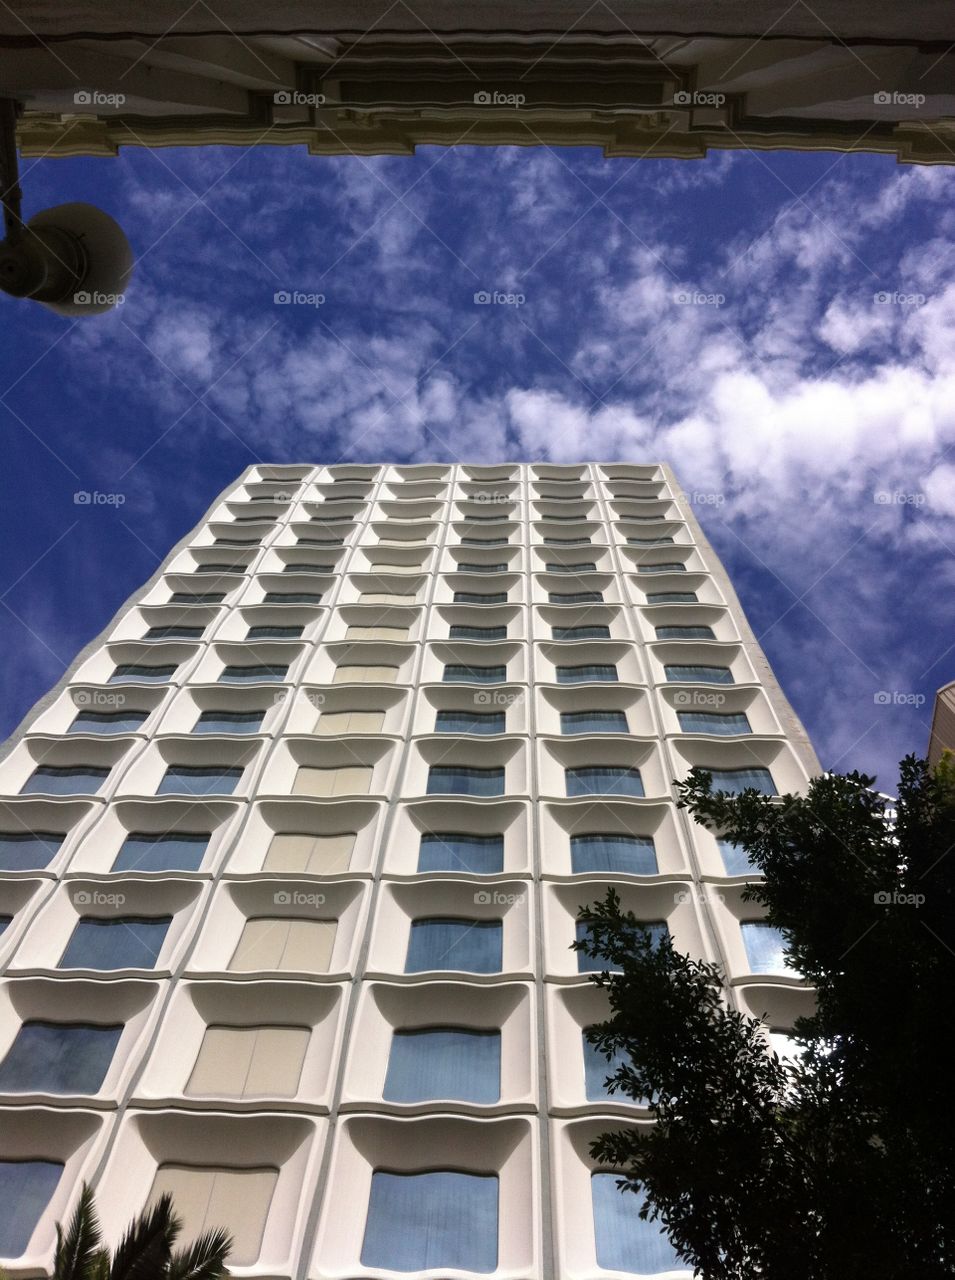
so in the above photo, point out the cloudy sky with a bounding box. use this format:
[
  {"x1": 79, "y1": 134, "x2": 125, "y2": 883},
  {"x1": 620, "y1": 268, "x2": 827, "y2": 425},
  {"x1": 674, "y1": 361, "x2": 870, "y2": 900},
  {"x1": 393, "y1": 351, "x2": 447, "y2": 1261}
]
[{"x1": 2, "y1": 138, "x2": 954, "y2": 790}]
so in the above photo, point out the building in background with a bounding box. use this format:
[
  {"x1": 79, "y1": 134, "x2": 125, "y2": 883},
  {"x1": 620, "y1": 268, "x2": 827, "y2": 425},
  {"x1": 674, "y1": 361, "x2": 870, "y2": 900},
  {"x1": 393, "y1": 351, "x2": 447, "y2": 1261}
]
[
  {"x1": 0, "y1": 461, "x2": 819, "y2": 1275},
  {"x1": 2, "y1": 4, "x2": 955, "y2": 164},
  {"x1": 928, "y1": 680, "x2": 955, "y2": 768}
]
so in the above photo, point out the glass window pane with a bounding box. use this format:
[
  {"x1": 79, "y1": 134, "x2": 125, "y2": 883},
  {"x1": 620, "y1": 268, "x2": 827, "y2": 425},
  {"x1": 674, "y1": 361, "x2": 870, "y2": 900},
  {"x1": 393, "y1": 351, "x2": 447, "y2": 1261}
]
[
  {"x1": 362, "y1": 1170, "x2": 498, "y2": 1272},
  {"x1": 546, "y1": 562, "x2": 596, "y2": 573},
  {"x1": 566, "y1": 767, "x2": 644, "y2": 798},
  {"x1": 635, "y1": 562, "x2": 685, "y2": 574},
  {"x1": 22, "y1": 766, "x2": 109, "y2": 795},
  {"x1": 741, "y1": 922, "x2": 795, "y2": 975},
  {"x1": 109, "y1": 664, "x2": 177, "y2": 683},
  {"x1": 194, "y1": 711, "x2": 264, "y2": 734},
  {"x1": 677, "y1": 712, "x2": 751, "y2": 735},
  {"x1": 717, "y1": 837, "x2": 756, "y2": 875},
  {"x1": 583, "y1": 1030, "x2": 633, "y2": 1102},
  {"x1": 434, "y1": 711, "x2": 505, "y2": 735},
  {"x1": 158, "y1": 767, "x2": 243, "y2": 795},
  {"x1": 384, "y1": 1028, "x2": 500, "y2": 1103},
  {"x1": 561, "y1": 711, "x2": 628, "y2": 735},
  {"x1": 0, "y1": 831, "x2": 63, "y2": 871},
  {"x1": 69, "y1": 710, "x2": 148, "y2": 734},
  {"x1": 664, "y1": 665, "x2": 734, "y2": 684},
  {"x1": 577, "y1": 920, "x2": 666, "y2": 972},
  {"x1": 591, "y1": 1172, "x2": 683, "y2": 1274},
  {"x1": 571, "y1": 835, "x2": 657, "y2": 874},
  {"x1": 656, "y1": 625, "x2": 715, "y2": 640},
  {"x1": 646, "y1": 591, "x2": 697, "y2": 603},
  {"x1": 263, "y1": 592, "x2": 322, "y2": 604},
  {"x1": 59, "y1": 917, "x2": 172, "y2": 970},
  {"x1": 454, "y1": 592, "x2": 507, "y2": 604},
  {"x1": 0, "y1": 1160, "x2": 63, "y2": 1256},
  {"x1": 145, "y1": 625, "x2": 204, "y2": 639},
  {"x1": 418, "y1": 833, "x2": 504, "y2": 874},
  {"x1": 0, "y1": 1021, "x2": 122, "y2": 1093},
  {"x1": 549, "y1": 592, "x2": 602, "y2": 603},
  {"x1": 427, "y1": 767, "x2": 504, "y2": 797},
  {"x1": 219, "y1": 664, "x2": 288, "y2": 682},
  {"x1": 442, "y1": 665, "x2": 506, "y2": 684},
  {"x1": 709, "y1": 768, "x2": 776, "y2": 795},
  {"x1": 449, "y1": 625, "x2": 507, "y2": 641},
  {"x1": 406, "y1": 918, "x2": 502, "y2": 973},
  {"x1": 556, "y1": 665, "x2": 617, "y2": 683},
  {"x1": 112, "y1": 832, "x2": 209, "y2": 872},
  {"x1": 246, "y1": 625, "x2": 303, "y2": 639},
  {"x1": 552, "y1": 626, "x2": 611, "y2": 640}
]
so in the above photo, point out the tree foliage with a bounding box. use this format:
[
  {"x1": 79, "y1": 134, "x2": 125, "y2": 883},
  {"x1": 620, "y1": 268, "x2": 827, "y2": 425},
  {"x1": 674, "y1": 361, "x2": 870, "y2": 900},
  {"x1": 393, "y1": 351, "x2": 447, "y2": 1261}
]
[{"x1": 575, "y1": 755, "x2": 955, "y2": 1279}]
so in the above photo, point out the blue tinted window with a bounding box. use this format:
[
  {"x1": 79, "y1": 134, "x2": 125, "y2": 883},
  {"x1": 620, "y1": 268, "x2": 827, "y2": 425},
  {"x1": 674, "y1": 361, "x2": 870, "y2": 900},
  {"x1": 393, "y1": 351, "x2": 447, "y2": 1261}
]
[
  {"x1": 194, "y1": 710, "x2": 264, "y2": 734},
  {"x1": 406, "y1": 918, "x2": 502, "y2": 973},
  {"x1": 281, "y1": 563, "x2": 329, "y2": 573},
  {"x1": 453, "y1": 592, "x2": 507, "y2": 604},
  {"x1": 219, "y1": 664, "x2": 287, "y2": 683},
  {"x1": 384, "y1": 1028, "x2": 500, "y2": 1103},
  {"x1": 170, "y1": 592, "x2": 224, "y2": 604},
  {"x1": 109, "y1": 664, "x2": 176, "y2": 683},
  {"x1": 0, "y1": 832, "x2": 62, "y2": 870},
  {"x1": 546, "y1": 562, "x2": 596, "y2": 573},
  {"x1": 664, "y1": 664, "x2": 733, "y2": 684},
  {"x1": 60, "y1": 917, "x2": 172, "y2": 969},
  {"x1": 717, "y1": 837, "x2": 756, "y2": 875},
  {"x1": 246, "y1": 625, "x2": 303, "y2": 639},
  {"x1": 571, "y1": 835, "x2": 657, "y2": 875},
  {"x1": 435, "y1": 711, "x2": 505, "y2": 735},
  {"x1": 549, "y1": 591, "x2": 602, "y2": 603},
  {"x1": 0, "y1": 1160, "x2": 63, "y2": 1256},
  {"x1": 577, "y1": 920, "x2": 666, "y2": 972},
  {"x1": 591, "y1": 1173, "x2": 682, "y2": 1273},
  {"x1": 552, "y1": 626, "x2": 611, "y2": 640},
  {"x1": 678, "y1": 711, "x2": 751, "y2": 735},
  {"x1": 0, "y1": 916, "x2": 10, "y2": 934},
  {"x1": 22, "y1": 766, "x2": 109, "y2": 796},
  {"x1": 457, "y1": 563, "x2": 507, "y2": 574},
  {"x1": 646, "y1": 592, "x2": 696, "y2": 603},
  {"x1": 566, "y1": 767, "x2": 644, "y2": 798},
  {"x1": 427, "y1": 767, "x2": 504, "y2": 797},
  {"x1": 112, "y1": 832, "x2": 209, "y2": 872},
  {"x1": 0, "y1": 1021, "x2": 122, "y2": 1094},
  {"x1": 144, "y1": 625, "x2": 204, "y2": 639},
  {"x1": 362, "y1": 1170, "x2": 498, "y2": 1272},
  {"x1": 741, "y1": 922, "x2": 794, "y2": 974},
  {"x1": 709, "y1": 767, "x2": 776, "y2": 795},
  {"x1": 560, "y1": 711, "x2": 628, "y2": 735},
  {"x1": 69, "y1": 710, "x2": 147, "y2": 734},
  {"x1": 628, "y1": 536, "x2": 674, "y2": 546},
  {"x1": 462, "y1": 538, "x2": 508, "y2": 547},
  {"x1": 449, "y1": 625, "x2": 507, "y2": 641},
  {"x1": 418, "y1": 833, "x2": 504, "y2": 874},
  {"x1": 635, "y1": 562, "x2": 685, "y2": 574},
  {"x1": 556, "y1": 665, "x2": 617, "y2": 684},
  {"x1": 583, "y1": 1030, "x2": 633, "y2": 1102},
  {"x1": 442, "y1": 665, "x2": 506, "y2": 684},
  {"x1": 194, "y1": 563, "x2": 244, "y2": 574},
  {"x1": 158, "y1": 766, "x2": 242, "y2": 795},
  {"x1": 656, "y1": 625, "x2": 715, "y2": 640}
]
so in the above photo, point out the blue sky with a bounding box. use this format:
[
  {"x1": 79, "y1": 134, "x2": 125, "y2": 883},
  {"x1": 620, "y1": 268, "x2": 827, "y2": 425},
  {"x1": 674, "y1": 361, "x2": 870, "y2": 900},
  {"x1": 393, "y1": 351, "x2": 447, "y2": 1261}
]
[{"x1": 2, "y1": 140, "x2": 954, "y2": 791}]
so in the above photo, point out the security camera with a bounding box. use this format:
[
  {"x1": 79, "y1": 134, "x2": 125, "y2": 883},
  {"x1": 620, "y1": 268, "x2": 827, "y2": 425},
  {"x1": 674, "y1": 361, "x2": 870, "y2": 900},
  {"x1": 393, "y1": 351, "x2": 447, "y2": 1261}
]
[{"x1": 0, "y1": 201, "x2": 134, "y2": 316}]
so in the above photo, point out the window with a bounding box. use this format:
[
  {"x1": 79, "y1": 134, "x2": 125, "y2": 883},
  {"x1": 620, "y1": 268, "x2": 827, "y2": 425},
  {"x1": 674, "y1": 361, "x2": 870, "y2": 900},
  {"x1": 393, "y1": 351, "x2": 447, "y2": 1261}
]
[
  {"x1": 646, "y1": 591, "x2": 697, "y2": 603},
  {"x1": 443, "y1": 664, "x2": 506, "y2": 684},
  {"x1": 628, "y1": 536, "x2": 675, "y2": 546},
  {"x1": 560, "y1": 711, "x2": 628, "y2": 735},
  {"x1": 741, "y1": 922, "x2": 794, "y2": 975},
  {"x1": 0, "y1": 916, "x2": 10, "y2": 934},
  {"x1": 262, "y1": 591, "x2": 322, "y2": 604},
  {"x1": 566, "y1": 767, "x2": 644, "y2": 798},
  {"x1": 577, "y1": 920, "x2": 666, "y2": 972},
  {"x1": 406, "y1": 918, "x2": 502, "y2": 972},
  {"x1": 549, "y1": 591, "x2": 602, "y2": 604},
  {"x1": 214, "y1": 537, "x2": 258, "y2": 546},
  {"x1": 109, "y1": 663, "x2": 176, "y2": 683},
  {"x1": 22, "y1": 766, "x2": 109, "y2": 795},
  {"x1": 0, "y1": 1160, "x2": 63, "y2": 1257},
  {"x1": 69, "y1": 710, "x2": 148, "y2": 734},
  {"x1": 59, "y1": 917, "x2": 171, "y2": 969},
  {"x1": 552, "y1": 625, "x2": 611, "y2": 640},
  {"x1": 717, "y1": 837, "x2": 755, "y2": 876},
  {"x1": 345, "y1": 625, "x2": 409, "y2": 642},
  {"x1": 334, "y1": 664, "x2": 397, "y2": 684},
  {"x1": 186, "y1": 1025, "x2": 309, "y2": 1098},
  {"x1": 427, "y1": 766, "x2": 504, "y2": 797},
  {"x1": 360, "y1": 592, "x2": 416, "y2": 606},
  {"x1": 148, "y1": 1166, "x2": 278, "y2": 1268},
  {"x1": 297, "y1": 537, "x2": 343, "y2": 547},
  {"x1": 0, "y1": 831, "x2": 62, "y2": 871},
  {"x1": 556, "y1": 664, "x2": 617, "y2": 684},
  {"x1": 677, "y1": 711, "x2": 751, "y2": 735},
  {"x1": 158, "y1": 766, "x2": 243, "y2": 795},
  {"x1": 294, "y1": 765, "x2": 372, "y2": 797},
  {"x1": 229, "y1": 918, "x2": 337, "y2": 972},
  {"x1": 316, "y1": 710, "x2": 384, "y2": 735},
  {"x1": 591, "y1": 1173, "x2": 682, "y2": 1274},
  {"x1": 418, "y1": 832, "x2": 504, "y2": 874},
  {"x1": 112, "y1": 832, "x2": 209, "y2": 873},
  {"x1": 435, "y1": 710, "x2": 505, "y2": 736},
  {"x1": 362, "y1": 1170, "x2": 498, "y2": 1272},
  {"x1": 0, "y1": 1021, "x2": 122, "y2": 1093},
  {"x1": 457, "y1": 562, "x2": 507, "y2": 574},
  {"x1": 449, "y1": 625, "x2": 507, "y2": 641},
  {"x1": 195, "y1": 562, "x2": 245, "y2": 574},
  {"x1": 462, "y1": 537, "x2": 508, "y2": 547},
  {"x1": 246, "y1": 625, "x2": 303, "y2": 639},
  {"x1": 571, "y1": 834, "x2": 657, "y2": 874},
  {"x1": 281, "y1": 562, "x2": 328, "y2": 573},
  {"x1": 708, "y1": 767, "x2": 777, "y2": 795},
  {"x1": 194, "y1": 710, "x2": 264, "y2": 734},
  {"x1": 656, "y1": 625, "x2": 715, "y2": 640},
  {"x1": 546, "y1": 562, "x2": 596, "y2": 573},
  {"x1": 170, "y1": 592, "x2": 225, "y2": 604},
  {"x1": 263, "y1": 832, "x2": 354, "y2": 873},
  {"x1": 664, "y1": 664, "x2": 733, "y2": 684},
  {"x1": 454, "y1": 591, "x2": 507, "y2": 605},
  {"x1": 544, "y1": 536, "x2": 589, "y2": 546},
  {"x1": 583, "y1": 1031, "x2": 632, "y2": 1102},
  {"x1": 635, "y1": 562, "x2": 685, "y2": 574},
  {"x1": 384, "y1": 1028, "x2": 500, "y2": 1103},
  {"x1": 219, "y1": 664, "x2": 288, "y2": 683},
  {"x1": 145, "y1": 625, "x2": 204, "y2": 639}
]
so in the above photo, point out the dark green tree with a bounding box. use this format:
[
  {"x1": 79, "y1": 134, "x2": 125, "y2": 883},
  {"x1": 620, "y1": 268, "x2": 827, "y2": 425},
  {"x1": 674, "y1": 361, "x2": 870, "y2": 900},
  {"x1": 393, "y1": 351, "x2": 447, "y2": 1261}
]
[
  {"x1": 51, "y1": 1183, "x2": 232, "y2": 1280},
  {"x1": 575, "y1": 754, "x2": 955, "y2": 1279}
]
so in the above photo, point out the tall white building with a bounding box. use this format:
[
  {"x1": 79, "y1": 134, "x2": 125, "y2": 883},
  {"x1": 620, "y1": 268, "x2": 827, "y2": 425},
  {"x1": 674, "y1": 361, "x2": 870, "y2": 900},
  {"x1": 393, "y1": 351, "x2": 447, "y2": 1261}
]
[{"x1": 0, "y1": 461, "x2": 818, "y2": 1278}]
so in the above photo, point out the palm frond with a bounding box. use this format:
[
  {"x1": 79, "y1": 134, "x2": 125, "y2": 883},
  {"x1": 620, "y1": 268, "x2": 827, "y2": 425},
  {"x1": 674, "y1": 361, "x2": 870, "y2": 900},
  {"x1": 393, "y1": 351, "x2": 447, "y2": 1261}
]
[
  {"x1": 109, "y1": 1193, "x2": 181, "y2": 1280},
  {"x1": 166, "y1": 1229, "x2": 232, "y2": 1280},
  {"x1": 54, "y1": 1183, "x2": 103, "y2": 1280}
]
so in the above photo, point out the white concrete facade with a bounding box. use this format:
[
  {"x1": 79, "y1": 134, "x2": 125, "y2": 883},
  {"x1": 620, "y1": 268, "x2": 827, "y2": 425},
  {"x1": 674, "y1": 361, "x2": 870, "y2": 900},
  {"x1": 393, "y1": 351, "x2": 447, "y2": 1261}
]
[{"x1": 0, "y1": 461, "x2": 819, "y2": 1279}]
